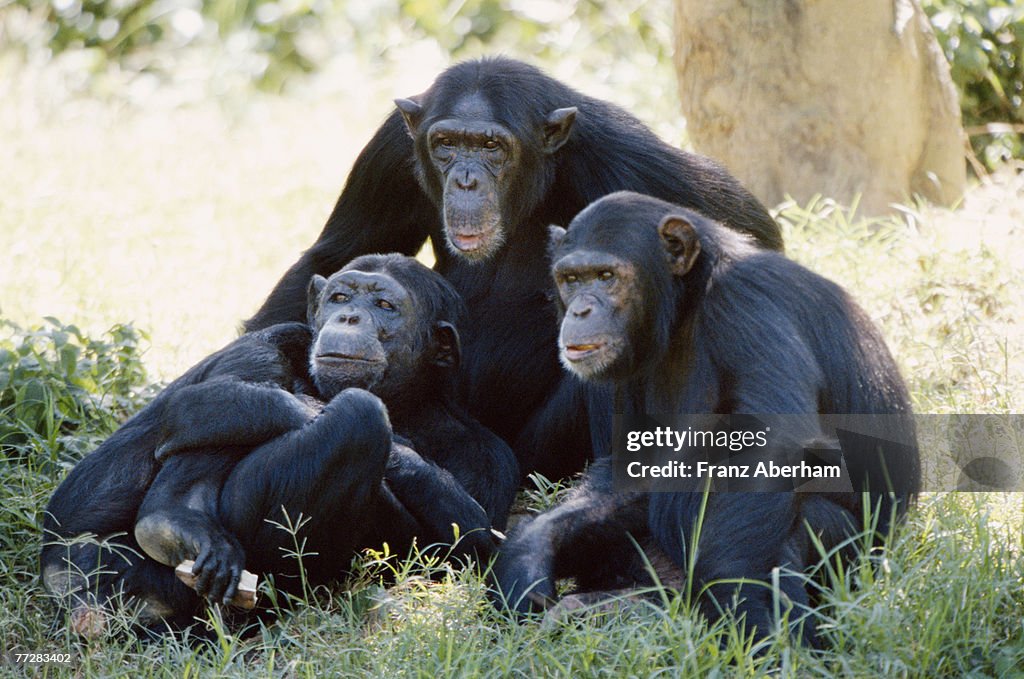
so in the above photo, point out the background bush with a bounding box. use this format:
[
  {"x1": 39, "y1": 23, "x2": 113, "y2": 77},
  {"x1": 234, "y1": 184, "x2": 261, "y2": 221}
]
[
  {"x1": 923, "y1": 0, "x2": 1024, "y2": 168},
  {"x1": 0, "y1": 317, "x2": 151, "y2": 463}
]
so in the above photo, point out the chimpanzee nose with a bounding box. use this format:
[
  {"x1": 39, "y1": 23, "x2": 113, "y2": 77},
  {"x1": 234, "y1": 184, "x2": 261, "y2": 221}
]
[
  {"x1": 455, "y1": 170, "x2": 477, "y2": 190},
  {"x1": 338, "y1": 311, "x2": 362, "y2": 325},
  {"x1": 571, "y1": 301, "x2": 593, "y2": 319}
]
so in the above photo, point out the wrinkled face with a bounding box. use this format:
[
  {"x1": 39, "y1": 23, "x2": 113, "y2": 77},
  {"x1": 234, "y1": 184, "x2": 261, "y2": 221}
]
[
  {"x1": 425, "y1": 97, "x2": 515, "y2": 259},
  {"x1": 549, "y1": 201, "x2": 704, "y2": 383},
  {"x1": 395, "y1": 92, "x2": 577, "y2": 261},
  {"x1": 552, "y1": 249, "x2": 640, "y2": 381},
  {"x1": 308, "y1": 270, "x2": 418, "y2": 400}
]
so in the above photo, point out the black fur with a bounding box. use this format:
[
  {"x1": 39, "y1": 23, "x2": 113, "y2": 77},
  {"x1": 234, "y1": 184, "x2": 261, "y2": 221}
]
[
  {"x1": 245, "y1": 57, "x2": 782, "y2": 480},
  {"x1": 493, "y1": 192, "x2": 920, "y2": 645},
  {"x1": 40, "y1": 323, "x2": 320, "y2": 631},
  {"x1": 41, "y1": 257, "x2": 516, "y2": 635}
]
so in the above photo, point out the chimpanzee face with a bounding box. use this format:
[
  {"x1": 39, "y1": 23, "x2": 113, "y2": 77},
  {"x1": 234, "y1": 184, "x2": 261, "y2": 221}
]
[
  {"x1": 548, "y1": 197, "x2": 703, "y2": 383},
  {"x1": 551, "y1": 249, "x2": 641, "y2": 381},
  {"x1": 395, "y1": 90, "x2": 576, "y2": 261},
  {"x1": 420, "y1": 100, "x2": 517, "y2": 260},
  {"x1": 307, "y1": 270, "x2": 418, "y2": 400}
]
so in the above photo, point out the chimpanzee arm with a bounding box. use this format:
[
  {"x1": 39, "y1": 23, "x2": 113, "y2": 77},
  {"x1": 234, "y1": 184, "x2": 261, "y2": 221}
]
[
  {"x1": 491, "y1": 459, "x2": 647, "y2": 614},
  {"x1": 245, "y1": 112, "x2": 438, "y2": 331},
  {"x1": 135, "y1": 451, "x2": 248, "y2": 605},
  {"x1": 513, "y1": 375, "x2": 597, "y2": 481},
  {"x1": 154, "y1": 380, "x2": 318, "y2": 460},
  {"x1": 385, "y1": 442, "x2": 498, "y2": 563}
]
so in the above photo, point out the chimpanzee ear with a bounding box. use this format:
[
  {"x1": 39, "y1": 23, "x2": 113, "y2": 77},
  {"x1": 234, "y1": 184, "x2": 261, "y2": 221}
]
[
  {"x1": 542, "y1": 107, "x2": 577, "y2": 153},
  {"x1": 306, "y1": 274, "x2": 328, "y2": 327},
  {"x1": 658, "y1": 214, "x2": 702, "y2": 277},
  {"x1": 432, "y1": 321, "x2": 461, "y2": 369},
  {"x1": 394, "y1": 97, "x2": 424, "y2": 138},
  {"x1": 547, "y1": 225, "x2": 567, "y2": 259}
]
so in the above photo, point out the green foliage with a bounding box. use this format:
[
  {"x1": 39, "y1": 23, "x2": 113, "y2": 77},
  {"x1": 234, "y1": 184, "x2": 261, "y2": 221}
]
[
  {"x1": 391, "y1": 0, "x2": 669, "y2": 65},
  {"x1": 0, "y1": 317, "x2": 151, "y2": 660},
  {"x1": 17, "y1": 0, "x2": 168, "y2": 58},
  {"x1": 0, "y1": 316, "x2": 151, "y2": 462},
  {"x1": 924, "y1": 0, "x2": 1024, "y2": 167},
  {"x1": 1, "y1": 0, "x2": 671, "y2": 94},
  {"x1": 3, "y1": 0, "x2": 327, "y2": 91}
]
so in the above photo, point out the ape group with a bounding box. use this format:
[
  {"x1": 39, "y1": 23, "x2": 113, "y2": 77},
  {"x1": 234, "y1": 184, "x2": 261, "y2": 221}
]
[{"x1": 42, "y1": 57, "x2": 919, "y2": 646}]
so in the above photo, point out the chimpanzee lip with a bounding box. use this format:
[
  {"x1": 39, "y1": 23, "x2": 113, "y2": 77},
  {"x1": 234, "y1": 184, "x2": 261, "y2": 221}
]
[
  {"x1": 563, "y1": 342, "x2": 605, "y2": 360},
  {"x1": 450, "y1": 232, "x2": 486, "y2": 251},
  {"x1": 316, "y1": 353, "x2": 383, "y2": 364}
]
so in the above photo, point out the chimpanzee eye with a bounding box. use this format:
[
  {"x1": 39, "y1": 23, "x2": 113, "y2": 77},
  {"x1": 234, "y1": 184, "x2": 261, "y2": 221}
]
[
  {"x1": 329, "y1": 292, "x2": 350, "y2": 303},
  {"x1": 483, "y1": 139, "x2": 500, "y2": 150},
  {"x1": 563, "y1": 274, "x2": 578, "y2": 285},
  {"x1": 598, "y1": 270, "x2": 615, "y2": 281},
  {"x1": 376, "y1": 299, "x2": 396, "y2": 311},
  {"x1": 437, "y1": 136, "x2": 454, "y2": 148}
]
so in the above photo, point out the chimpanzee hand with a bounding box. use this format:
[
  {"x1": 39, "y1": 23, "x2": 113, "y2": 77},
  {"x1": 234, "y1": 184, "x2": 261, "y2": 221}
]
[
  {"x1": 135, "y1": 508, "x2": 248, "y2": 605},
  {"x1": 189, "y1": 524, "x2": 248, "y2": 605},
  {"x1": 490, "y1": 514, "x2": 557, "y2": 614}
]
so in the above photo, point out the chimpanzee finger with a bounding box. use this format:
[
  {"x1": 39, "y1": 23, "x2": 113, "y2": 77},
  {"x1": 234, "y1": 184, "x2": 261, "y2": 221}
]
[
  {"x1": 221, "y1": 564, "x2": 241, "y2": 605},
  {"x1": 193, "y1": 552, "x2": 219, "y2": 598}
]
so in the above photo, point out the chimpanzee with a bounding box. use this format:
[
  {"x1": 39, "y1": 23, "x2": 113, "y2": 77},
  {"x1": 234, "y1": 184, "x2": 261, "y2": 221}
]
[
  {"x1": 41, "y1": 255, "x2": 516, "y2": 634},
  {"x1": 244, "y1": 57, "x2": 783, "y2": 480},
  {"x1": 492, "y1": 192, "x2": 920, "y2": 644},
  {"x1": 300, "y1": 253, "x2": 519, "y2": 528}
]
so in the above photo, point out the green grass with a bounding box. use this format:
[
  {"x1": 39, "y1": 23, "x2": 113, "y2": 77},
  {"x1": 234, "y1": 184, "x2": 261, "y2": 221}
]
[{"x1": 2, "y1": 57, "x2": 1023, "y2": 677}]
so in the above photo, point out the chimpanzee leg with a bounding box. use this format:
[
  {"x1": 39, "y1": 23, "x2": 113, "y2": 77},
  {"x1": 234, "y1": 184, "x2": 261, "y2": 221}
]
[
  {"x1": 135, "y1": 449, "x2": 248, "y2": 605},
  {"x1": 218, "y1": 388, "x2": 393, "y2": 584},
  {"x1": 650, "y1": 492, "x2": 815, "y2": 644}
]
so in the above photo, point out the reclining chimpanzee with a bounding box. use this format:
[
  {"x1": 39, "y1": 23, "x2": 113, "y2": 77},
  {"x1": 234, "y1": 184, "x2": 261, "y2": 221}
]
[
  {"x1": 41, "y1": 254, "x2": 517, "y2": 635},
  {"x1": 492, "y1": 192, "x2": 920, "y2": 645}
]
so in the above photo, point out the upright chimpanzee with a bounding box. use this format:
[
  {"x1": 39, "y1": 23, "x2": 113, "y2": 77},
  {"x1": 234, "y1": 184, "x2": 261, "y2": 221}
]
[
  {"x1": 245, "y1": 57, "x2": 783, "y2": 480},
  {"x1": 42, "y1": 255, "x2": 516, "y2": 634},
  {"x1": 492, "y1": 192, "x2": 920, "y2": 644}
]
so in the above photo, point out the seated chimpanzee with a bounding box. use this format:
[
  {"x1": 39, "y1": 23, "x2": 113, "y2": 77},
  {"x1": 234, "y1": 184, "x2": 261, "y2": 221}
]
[
  {"x1": 41, "y1": 254, "x2": 517, "y2": 636},
  {"x1": 492, "y1": 192, "x2": 920, "y2": 645}
]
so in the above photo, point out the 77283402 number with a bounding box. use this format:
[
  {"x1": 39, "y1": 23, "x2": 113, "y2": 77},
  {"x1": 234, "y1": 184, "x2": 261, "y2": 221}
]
[{"x1": 15, "y1": 653, "x2": 71, "y2": 664}]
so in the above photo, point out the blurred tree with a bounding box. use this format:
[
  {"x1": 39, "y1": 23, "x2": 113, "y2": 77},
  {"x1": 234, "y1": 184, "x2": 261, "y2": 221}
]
[{"x1": 674, "y1": 0, "x2": 968, "y2": 215}]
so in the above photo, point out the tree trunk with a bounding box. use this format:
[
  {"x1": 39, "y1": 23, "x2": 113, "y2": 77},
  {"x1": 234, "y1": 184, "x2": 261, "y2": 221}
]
[{"x1": 673, "y1": 0, "x2": 967, "y2": 215}]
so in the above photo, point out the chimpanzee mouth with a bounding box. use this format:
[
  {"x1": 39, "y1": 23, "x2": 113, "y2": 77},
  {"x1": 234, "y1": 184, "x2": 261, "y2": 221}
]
[
  {"x1": 451, "y1": 233, "x2": 485, "y2": 252},
  {"x1": 444, "y1": 209, "x2": 504, "y2": 260},
  {"x1": 315, "y1": 353, "x2": 384, "y2": 364},
  {"x1": 563, "y1": 343, "x2": 605, "y2": 361},
  {"x1": 558, "y1": 336, "x2": 624, "y2": 379}
]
